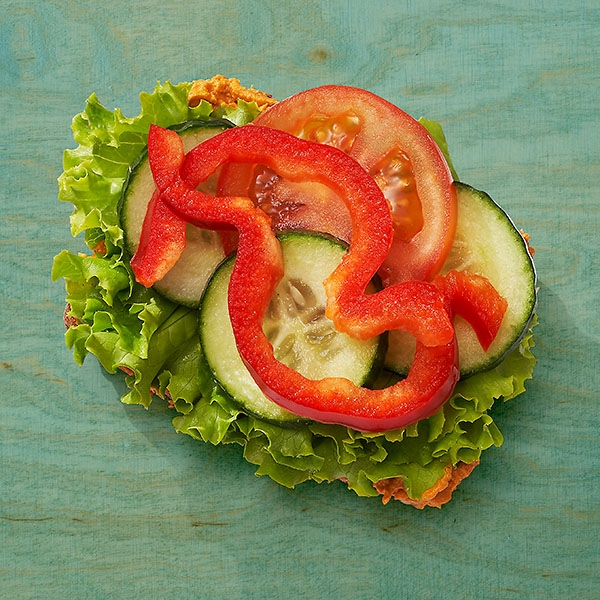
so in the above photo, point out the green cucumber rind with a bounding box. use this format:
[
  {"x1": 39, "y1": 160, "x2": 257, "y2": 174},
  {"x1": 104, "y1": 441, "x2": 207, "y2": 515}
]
[{"x1": 449, "y1": 182, "x2": 537, "y2": 376}]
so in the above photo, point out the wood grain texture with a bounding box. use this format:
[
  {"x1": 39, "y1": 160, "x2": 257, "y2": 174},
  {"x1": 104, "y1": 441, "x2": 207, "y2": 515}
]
[{"x1": 1, "y1": 1, "x2": 599, "y2": 598}]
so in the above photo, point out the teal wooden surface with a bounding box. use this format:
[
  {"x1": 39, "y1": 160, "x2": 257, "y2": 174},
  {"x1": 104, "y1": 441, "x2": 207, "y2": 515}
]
[{"x1": 1, "y1": 1, "x2": 598, "y2": 598}]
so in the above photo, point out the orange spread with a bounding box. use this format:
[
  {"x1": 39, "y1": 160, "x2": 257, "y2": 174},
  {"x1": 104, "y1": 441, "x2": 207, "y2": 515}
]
[
  {"x1": 188, "y1": 74, "x2": 277, "y2": 111},
  {"x1": 374, "y1": 461, "x2": 480, "y2": 508}
]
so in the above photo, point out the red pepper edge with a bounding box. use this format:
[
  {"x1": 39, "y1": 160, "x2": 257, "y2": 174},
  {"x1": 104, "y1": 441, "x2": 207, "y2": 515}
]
[
  {"x1": 132, "y1": 124, "x2": 482, "y2": 432},
  {"x1": 433, "y1": 270, "x2": 509, "y2": 352}
]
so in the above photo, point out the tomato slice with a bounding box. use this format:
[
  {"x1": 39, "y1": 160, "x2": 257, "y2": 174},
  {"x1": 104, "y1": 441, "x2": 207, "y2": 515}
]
[{"x1": 218, "y1": 85, "x2": 457, "y2": 284}]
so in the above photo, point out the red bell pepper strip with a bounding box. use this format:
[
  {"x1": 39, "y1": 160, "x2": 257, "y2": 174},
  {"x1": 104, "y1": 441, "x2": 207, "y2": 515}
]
[
  {"x1": 129, "y1": 129, "x2": 188, "y2": 286},
  {"x1": 133, "y1": 124, "x2": 462, "y2": 431},
  {"x1": 129, "y1": 130, "x2": 234, "y2": 286},
  {"x1": 433, "y1": 270, "x2": 508, "y2": 351},
  {"x1": 180, "y1": 126, "x2": 456, "y2": 345},
  {"x1": 130, "y1": 187, "x2": 187, "y2": 287}
]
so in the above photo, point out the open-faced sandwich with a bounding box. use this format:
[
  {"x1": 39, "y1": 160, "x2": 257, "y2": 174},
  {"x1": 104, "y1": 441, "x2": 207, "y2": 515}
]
[{"x1": 53, "y1": 76, "x2": 537, "y2": 508}]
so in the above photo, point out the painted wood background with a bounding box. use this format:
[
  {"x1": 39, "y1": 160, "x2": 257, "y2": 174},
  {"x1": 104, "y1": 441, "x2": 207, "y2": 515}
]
[{"x1": 1, "y1": 1, "x2": 598, "y2": 598}]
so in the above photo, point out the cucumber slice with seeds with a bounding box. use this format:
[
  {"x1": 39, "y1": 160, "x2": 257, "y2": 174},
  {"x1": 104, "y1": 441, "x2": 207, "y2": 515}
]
[
  {"x1": 200, "y1": 231, "x2": 385, "y2": 423},
  {"x1": 120, "y1": 120, "x2": 233, "y2": 307},
  {"x1": 385, "y1": 182, "x2": 537, "y2": 377}
]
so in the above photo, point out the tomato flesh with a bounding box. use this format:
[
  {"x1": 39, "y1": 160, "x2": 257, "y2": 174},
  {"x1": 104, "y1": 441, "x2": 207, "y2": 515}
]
[
  {"x1": 370, "y1": 147, "x2": 424, "y2": 242},
  {"x1": 295, "y1": 111, "x2": 362, "y2": 152},
  {"x1": 218, "y1": 85, "x2": 457, "y2": 284}
]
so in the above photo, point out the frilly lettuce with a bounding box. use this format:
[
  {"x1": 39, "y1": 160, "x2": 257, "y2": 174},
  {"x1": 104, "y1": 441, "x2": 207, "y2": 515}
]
[
  {"x1": 52, "y1": 81, "x2": 255, "y2": 411},
  {"x1": 173, "y1": 326, "x2": 535, "y2": 499},
  {"x1": 52, "y1": 81, "x2": 536, "y2": 501}
]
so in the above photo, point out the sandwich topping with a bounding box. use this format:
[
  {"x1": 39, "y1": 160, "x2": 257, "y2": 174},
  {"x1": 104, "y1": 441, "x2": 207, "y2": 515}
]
[
  {"x1": 188, "y1": 74, "x2": 277, "y2": 111},
  {"x1": 53, "y1": 76, "x2": 537, "y2": 507},
  {"x1": 132, "y1": 123, "x2": 508, "y2": 432}
]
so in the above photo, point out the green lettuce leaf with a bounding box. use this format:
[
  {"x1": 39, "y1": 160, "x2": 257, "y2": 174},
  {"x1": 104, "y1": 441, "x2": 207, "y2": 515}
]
[
  {"x1": 58, "y1": 81, "x2": 256, "y2": 252},
  {"x1": 53, "y1": 82, "x2": 537, "y2": 502},
  {"x1": 419, "y1": 116, "x2": 459, "y2": 181},
  {"x1": 52, "y1": 81, "x2": 260, "y2": 410},
  {"x1": 173, "y1": 322, "x2": 536, "y2": 500}
]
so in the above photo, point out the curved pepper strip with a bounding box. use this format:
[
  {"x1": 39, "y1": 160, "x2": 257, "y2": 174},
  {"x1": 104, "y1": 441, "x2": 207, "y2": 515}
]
[
  {"x1": 130, "y1": 188, "x2": 187, "y2": 286},
  {"x1": 129, "y1": 124, "x2": 188, "y2": 286},
  {"x1": 433, "y1": 270, "x2": 508, "y2": 351},
  {"x1": 133, "y1": 124, "x2": 462, "y2": 431}
]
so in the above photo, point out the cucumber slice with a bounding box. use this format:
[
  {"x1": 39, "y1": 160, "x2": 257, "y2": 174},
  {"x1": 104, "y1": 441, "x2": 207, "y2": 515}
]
[
  {"x1": 386, "y1": 182, "x2": 537, "y2": 377},
  {"x1": 200, "y1": 231, "x2": 385, "y2": 424},
  {"x1": 120, "y1": 120, "x2": 233, "y2": 307}
]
